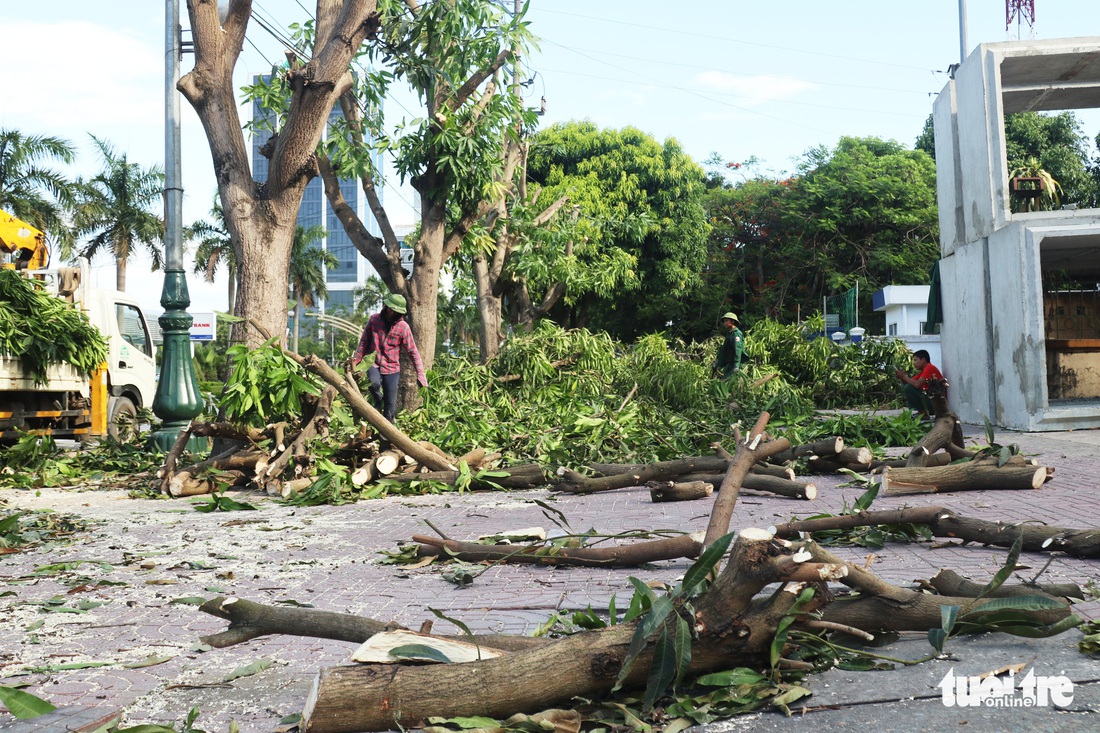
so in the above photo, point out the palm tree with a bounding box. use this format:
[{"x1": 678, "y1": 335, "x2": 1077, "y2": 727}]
[
  {"x1": 186, "y1": 195, "x2": 237, "y2": 313},
  {"x1": 289, "y1": 224, "x2": 335, "y2": 353},
  {"x1": 0, "y1": 129, "x2": 80, "y2": 258},
  {"x1": 75, "y1": 136, "x2": 165, "y2": 292}
]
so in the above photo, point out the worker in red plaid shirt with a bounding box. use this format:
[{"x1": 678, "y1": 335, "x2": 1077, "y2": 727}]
[{"x1": 351, "y1": 293, "x2": 428, "y2": 422}]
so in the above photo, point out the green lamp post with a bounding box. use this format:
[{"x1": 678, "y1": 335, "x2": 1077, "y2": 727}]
[{"x1": 150, "y1": 0, "x2": 202, "y2": 451}]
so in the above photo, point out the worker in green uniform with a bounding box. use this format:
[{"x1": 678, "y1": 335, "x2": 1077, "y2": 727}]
[{"x1": 713, "y1": 312, "x2": 744, "y2": 377}]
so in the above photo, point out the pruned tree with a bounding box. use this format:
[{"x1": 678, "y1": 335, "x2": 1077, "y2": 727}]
[{"x1": 179, "y1": 0, "x2": 381, "y2": 346}]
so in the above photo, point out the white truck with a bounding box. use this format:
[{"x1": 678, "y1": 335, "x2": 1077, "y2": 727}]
[{"x1": 0, "y1": 260, "x2": 158, "y2": 441}]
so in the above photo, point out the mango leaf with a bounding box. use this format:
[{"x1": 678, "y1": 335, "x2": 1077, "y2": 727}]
[
  {"x1": 976, "y1": 533, "x2": 1023, "y2": 599},
  {"x1": 680, "y1": 532, "x2": 733, "y2": 598},
  {"x1": 425, "y1": 716, "x2": 501, "y2": 729},
  {"x1": 223, "y1": 657, "x2": 274, "y2": 682},
  {"x1": 696, "y1": 667, "x2": 768, "y2": 687},
  {"x1": 968, "y1": 595, "x2": 1066, "y2": 615},
  {"x1": 169, "y1": 596, "x2": 208, "y2": 606},
  {"x1": 614, "y1": 594, "x2": 673, "y2": 691},
  {"x1": 0, "y1": 684, "x2": 56, "y2": 719},
  {"x1": 673, "y1": 613, "x2": 692, "y2": 689},
  {"x1": 928, "y1": 627, "x2": 948, "y2": 654},
  {"x1": 998, "y1": 445, "x2": 1012, "y2": 467},
  {"x1": 23, "y1": 661, "x2": 112, "y2": 673},
  {"x1": 771, "y1": 684, "x2": 812, "y2": 715},
  {"x1": 642, "y1": 627, "x2": 676, "y2": 711},
  {"x1": 941, "y1": 603, "x2": 959, "y2": 634},
  {"x1": 389, "y1": 644, "x2": 452, "y2": 663}
]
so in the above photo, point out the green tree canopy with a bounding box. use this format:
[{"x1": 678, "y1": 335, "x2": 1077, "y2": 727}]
[
  {"x1": 916, "y1": 110, "x2": 1098, "y2": 207},
  {"x1": 525, "y1": 121, "x2": 711, "y2": 340},
  {"x1": 691, "y1": 137, "x2": 939, "y2": 338}
]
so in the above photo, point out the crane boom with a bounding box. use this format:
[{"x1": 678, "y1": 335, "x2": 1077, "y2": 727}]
[{"x1": 0, "y1": 210, "x2": 48, "y2": 270}]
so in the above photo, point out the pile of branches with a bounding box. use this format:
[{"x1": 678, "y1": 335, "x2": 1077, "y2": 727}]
[
  {"x1": 0, "y1": 268, "x2": 107, "y2": 384},
  {"x1": 158, "y1": 326, "x2": 547, "y2": 500},
  {"x1": 194, "y1": 412, "x2": 1084, "y2": 732}
]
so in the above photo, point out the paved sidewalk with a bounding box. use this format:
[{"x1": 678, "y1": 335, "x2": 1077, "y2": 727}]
[{"x1": 1, "y1": 423, "x2": 1098, "y2": 731}]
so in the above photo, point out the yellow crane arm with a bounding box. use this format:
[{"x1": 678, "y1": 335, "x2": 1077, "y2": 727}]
[{"x1": 0, "y1": 210, "x2": 48, "y2": 270}]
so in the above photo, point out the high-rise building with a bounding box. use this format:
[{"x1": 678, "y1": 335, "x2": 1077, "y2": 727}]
[{"x1": 251, "y1": 80, "x2": 384, "y2": 330}]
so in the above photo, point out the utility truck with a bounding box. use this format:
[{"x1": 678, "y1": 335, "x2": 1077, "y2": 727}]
[{"x1": 1, "y1": 211, "x2": 157, "y2": 440}]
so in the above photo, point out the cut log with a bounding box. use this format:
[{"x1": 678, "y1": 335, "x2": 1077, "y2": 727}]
[
  {"x1": 679, "y1": 472, "x2": 817, "y2": 501},
  {"x1": 197, "y1": 596, "x2": 547, "y2": 652},
  {"x1": 373, "y1": 449, "x2": 405, "y2": 477},
  {"x1": 301, "y1": 528, "x2": 843, "y2": 733},
  {"x1": 924, "y1": 568, "x2": 1083, "y2": 601},
  {"x1": 881, "y1": 463, "x2": 1049, "y2": 495},
  {"x1": 168, "y1": 448, "x2": 265, "y2": 497},
  {"x1": 905, "y1": 408, "x2": 964, "y2": 468},
  {"x1": 648, "y1": 480, "x2": 712, "y2": 502},
  {"x1": 770, "y1": 506, "x2": 1100, "y2": 558},
  {"x1": 751, "y1": 462, "x2": 796, "y2": 480},
  {"x1": 350, "y1": 464, "x2": 375, "y2": 487},
  {"x1": 458, "y1": 447, "x2": 486, "y2": 467},
  {"x1": 703, "y1": 412, "x2": 792, "y2": 546},
  {"x1": 565, "y1": 456, "x2": 729, "y2": 492},
  {"x1": 767, "y1": 437, "x2": 843, "y2": 465},
  {"x1": 807, "y1": 446, "x2": 874, "y2": 473},
  {"x1": 383, "y1": 464, "x2": 547, "y2": 490},
  {"x1": 256, "y1": 386, "x2": 337, "y2": 489},
  {"x1": 413, "y1": 531, "x2": 704, "y2": 567}
]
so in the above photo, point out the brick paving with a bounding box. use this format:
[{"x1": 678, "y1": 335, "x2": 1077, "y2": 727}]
[{"x1": 1, "y1": 423, "x2": 1098, "y2": 731}]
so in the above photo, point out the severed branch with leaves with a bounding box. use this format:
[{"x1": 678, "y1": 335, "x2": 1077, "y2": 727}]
[{"x1": 192, "y1": 410, "x2": 1081, "y2": 733}]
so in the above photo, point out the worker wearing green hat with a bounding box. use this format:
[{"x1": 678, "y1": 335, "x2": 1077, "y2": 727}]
[
  {"x1": 713, "y1": 311, "x2": 744, "y2": 377},
  {"x1": 351, "y1": 293, "x2": 428, "y2": 422}
]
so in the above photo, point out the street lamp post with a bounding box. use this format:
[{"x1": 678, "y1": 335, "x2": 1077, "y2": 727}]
[{"x1": 150, "y1": 0, "x2": 202, "y2": 451}]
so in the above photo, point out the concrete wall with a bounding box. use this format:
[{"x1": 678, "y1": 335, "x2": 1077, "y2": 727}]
[{"x1": 935, "y1": 38, "x2": 1100, "y2": 431}]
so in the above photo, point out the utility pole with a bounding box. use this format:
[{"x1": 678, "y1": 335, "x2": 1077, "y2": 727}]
[
  {"x1": 958, "y1": 0, "x2": 969, "y2": 65},
  {"x1": 150, "y1": 0, "x2": 202, "y2": 451}
]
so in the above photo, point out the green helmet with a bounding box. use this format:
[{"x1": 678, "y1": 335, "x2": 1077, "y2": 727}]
[
  {"x1": 383, "y1": 293, "x2": 408, "y2": 314},
  {"x1": 721, "y1": 312, "x2": 739, "y2": 323}
]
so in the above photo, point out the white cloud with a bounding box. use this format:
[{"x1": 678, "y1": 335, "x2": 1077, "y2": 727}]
[
  {"x1": 693, "y1": 71, "x2": 815, "y2": 105},
  {"x1": 0, "y1": 19, "x2": 162, "y2": 131}
]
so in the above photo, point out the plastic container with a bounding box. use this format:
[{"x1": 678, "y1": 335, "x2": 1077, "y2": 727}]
[{"x1": 849, "y1": 327, "x2": 866, "y2": 344}]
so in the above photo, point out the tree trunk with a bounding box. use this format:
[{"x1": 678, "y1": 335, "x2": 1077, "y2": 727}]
[
  {"x1": 116, "y1": 254, "x2": 127, "y2": 292},
  {"x1": 179, "y1": 1, "x2": 376, "y2": 348},
  {"x1": 474, "y1": 252, "x2": 504, "y2": 362}
]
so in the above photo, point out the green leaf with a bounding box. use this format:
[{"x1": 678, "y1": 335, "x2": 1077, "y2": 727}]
[
  {"x1": 976, "y1": 534, "x2": 1024, "y2": 599},
  {"x1": 998, "y1": 445, "x2": 1012, "y2": 467},
  {"x1": 680, "y1": 532, "x2": 733, "y2": 598},
  {"x1": 927, "y1": 627, "x2": 947, "y2": 653},
  {"x1": 0, "y1": 684, "x2": 56, "y2": 719},
  {"x1": 425, "y1": 716, "x2": 501, "y2": 729},
  {"x1": 968, "y1": 595, "x2": 1066, "y2": 615},
  {"x1": 642, "y1": 627, "x2": 677, "y2": 711},
  {"x1": 614, "y1": 594, "x2": 673, "y2": 691},
  {"x1": 696, "y1": 668, "x2": 768, "y2": 687},
  {"x1": 771, "y1": 684, "x2": 812, "y2": 715},
  {"x1": 223, "y1": 657, "x2": 274, "y2": 682},
  {"x1": 673, "y1": 613, "x2": 692, "y2": 690},
  {"x1": 389, "y1": 644, "x2": 452, "y2": 663},
  {"x1": 940, "y1": 604, "x2": 959, "y2": 634},
  {"x1": 113, "y1": 726, "x2": 179, "y2": 733},
  {"x1": 169, "y1": 596, "x2": 208, "y2": 606}
]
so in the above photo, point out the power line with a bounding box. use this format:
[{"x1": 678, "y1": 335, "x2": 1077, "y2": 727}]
[
  {"x1": 544, "y1": 44, "x2": 934, "y2": 97},
  {"x1": 534, "y1": 8, "x2": 944, "y2": 74}
]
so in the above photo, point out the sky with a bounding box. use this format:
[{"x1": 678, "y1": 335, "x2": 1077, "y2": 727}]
[{"x1": 1, "y1": 0, "x2": 1098, "y2": 316}]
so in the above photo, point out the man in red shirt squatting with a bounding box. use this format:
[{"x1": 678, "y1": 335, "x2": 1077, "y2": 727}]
[
  {"x1": 351, "y1": 293, "x2": 428, "y2": 422},
  {"x1": 895, "y1": 349, "x2": 944, "y2": 420}
]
